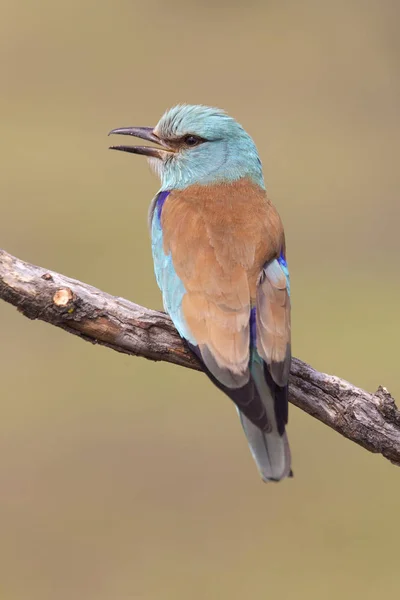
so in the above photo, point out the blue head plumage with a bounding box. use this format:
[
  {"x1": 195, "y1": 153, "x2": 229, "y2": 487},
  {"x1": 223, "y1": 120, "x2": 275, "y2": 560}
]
[{"x1": 109, "y1": 104, "x2": 265, "y2": 190}]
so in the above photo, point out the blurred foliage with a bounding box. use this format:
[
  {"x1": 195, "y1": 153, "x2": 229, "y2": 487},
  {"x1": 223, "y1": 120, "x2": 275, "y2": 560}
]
[{"x1": 0, "y1": 0, "x2": 399, "y2": 598}]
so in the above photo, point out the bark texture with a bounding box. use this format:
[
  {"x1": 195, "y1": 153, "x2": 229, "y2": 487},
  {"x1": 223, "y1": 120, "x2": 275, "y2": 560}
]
[{"x1": 1, "y1": 248, "x2": 399, "y2": 466}]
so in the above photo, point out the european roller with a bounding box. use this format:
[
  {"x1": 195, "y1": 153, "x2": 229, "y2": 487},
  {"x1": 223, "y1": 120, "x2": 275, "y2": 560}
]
[{"x1": 109, "y1": 105, "x2": 292, "y2": 482}]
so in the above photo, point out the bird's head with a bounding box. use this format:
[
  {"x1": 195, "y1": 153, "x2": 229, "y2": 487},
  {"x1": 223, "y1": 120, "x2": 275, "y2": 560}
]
[{"x1": 109, "y1": 104, "x2": 265, "y2": 190}]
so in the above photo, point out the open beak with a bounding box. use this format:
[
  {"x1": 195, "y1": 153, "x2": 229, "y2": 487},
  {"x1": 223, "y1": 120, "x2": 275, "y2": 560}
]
[{"x1": 108, "y1": 126, "x2": 172, "y2": 159}]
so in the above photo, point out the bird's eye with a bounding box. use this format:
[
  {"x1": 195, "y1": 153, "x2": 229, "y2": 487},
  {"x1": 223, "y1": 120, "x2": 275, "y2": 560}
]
[{"x1": 183, "y1": 135, "x2": 204, "y2": 147}]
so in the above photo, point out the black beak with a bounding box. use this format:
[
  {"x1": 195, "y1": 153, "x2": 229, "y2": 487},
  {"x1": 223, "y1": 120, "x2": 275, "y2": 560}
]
[{"x1": 108, "y1": 126, "x2": 171, "y2": 159}]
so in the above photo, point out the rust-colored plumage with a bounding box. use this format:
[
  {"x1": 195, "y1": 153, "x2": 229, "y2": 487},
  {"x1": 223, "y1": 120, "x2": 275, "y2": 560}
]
[{"x1": 161, "y1": 177, "x2": 289, "y2": 381}]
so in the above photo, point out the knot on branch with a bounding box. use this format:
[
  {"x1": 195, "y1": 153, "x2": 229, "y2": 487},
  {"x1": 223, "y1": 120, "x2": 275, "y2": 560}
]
[{"x1": 53, "y1": 288, "x2": 75, "y2": 310}]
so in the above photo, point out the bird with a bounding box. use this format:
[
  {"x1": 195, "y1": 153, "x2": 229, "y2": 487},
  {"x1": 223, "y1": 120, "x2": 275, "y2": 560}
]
[{"x1": 109, "y1": 105, "x2": 292, "y2": 482}]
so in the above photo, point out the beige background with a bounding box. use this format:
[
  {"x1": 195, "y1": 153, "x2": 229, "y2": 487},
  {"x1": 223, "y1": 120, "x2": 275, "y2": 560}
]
[{"x1": 1, "y1": 1, "x2": 399, "y2": 598}]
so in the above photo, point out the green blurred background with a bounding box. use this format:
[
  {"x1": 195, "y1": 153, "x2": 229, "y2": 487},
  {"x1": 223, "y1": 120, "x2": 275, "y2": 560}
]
[{"x1": 1, "y1": 0, "x2": 399, "y2": 598}]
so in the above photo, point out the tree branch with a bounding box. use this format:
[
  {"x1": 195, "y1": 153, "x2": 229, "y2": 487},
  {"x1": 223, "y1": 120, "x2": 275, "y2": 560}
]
[{"x1": 1, "y1": 248, "x2": 399, "y2": 466}]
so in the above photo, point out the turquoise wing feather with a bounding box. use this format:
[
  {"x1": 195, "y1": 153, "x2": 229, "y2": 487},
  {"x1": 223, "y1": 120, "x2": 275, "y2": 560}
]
[{"x1": 150, "y1": 191, "x2": 195, "y2": 343}]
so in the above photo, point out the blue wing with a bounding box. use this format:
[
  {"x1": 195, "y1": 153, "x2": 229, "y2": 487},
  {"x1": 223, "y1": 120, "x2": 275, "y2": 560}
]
[
  {"x1": 150, "y1": 191, "x2": 195, "y2": 344},
  {"x1": 278, "y1": 251, "x2": 291, "y2": 297}
]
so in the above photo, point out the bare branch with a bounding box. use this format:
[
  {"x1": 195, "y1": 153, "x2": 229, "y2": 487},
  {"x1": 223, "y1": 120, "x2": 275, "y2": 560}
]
[{"x1": 1, "y1": 248, "x2": 399, "y2": 466}]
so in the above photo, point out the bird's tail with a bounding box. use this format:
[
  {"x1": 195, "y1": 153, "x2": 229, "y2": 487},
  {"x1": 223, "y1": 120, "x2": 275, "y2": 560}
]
[
  {"x1": 186, "y1": 341, "x2": 291, "y2": 482},
  {"x1": 238, "y1": 359, "x2": 292, "y2": 482}
]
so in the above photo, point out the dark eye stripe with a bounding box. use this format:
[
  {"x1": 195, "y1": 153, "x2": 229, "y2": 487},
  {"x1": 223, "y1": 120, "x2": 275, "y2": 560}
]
[{"x1": 182, "y1": 134, "x2": 206, "y2": 146}]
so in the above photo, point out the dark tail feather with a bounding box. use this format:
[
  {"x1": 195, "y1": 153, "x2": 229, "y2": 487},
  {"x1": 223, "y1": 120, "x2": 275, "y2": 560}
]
[
  {"x1": 187, "y1": 342, "x2": 269, "y2": 431},
  {"x1": 187, "y1": 342, "x2": 292, "y2": 482},
  {"x1": 239, "y1": 358, "x2": 291, "y2": 481}
]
